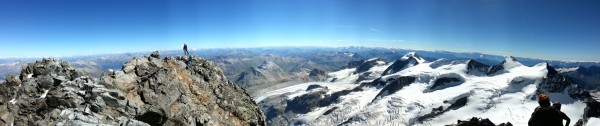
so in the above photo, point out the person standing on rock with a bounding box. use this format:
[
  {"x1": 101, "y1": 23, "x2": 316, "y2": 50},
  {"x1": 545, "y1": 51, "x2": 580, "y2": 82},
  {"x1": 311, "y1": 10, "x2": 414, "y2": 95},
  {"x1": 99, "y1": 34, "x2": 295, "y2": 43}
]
[
  {"x1": 183, "y1": 43, "x2": 189, "y2": 56},
  {"x1": 528, "y1": 92, "x2": 562, "y2": 126},
  {"x1": 553, "y1": 103, "x2": 571, "y2": 126}
]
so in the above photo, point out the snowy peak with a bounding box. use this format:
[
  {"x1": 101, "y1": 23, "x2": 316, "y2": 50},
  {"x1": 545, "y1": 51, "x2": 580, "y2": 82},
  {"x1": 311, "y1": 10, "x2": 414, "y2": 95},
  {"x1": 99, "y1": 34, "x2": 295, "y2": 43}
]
[
  {"x1": 382, "y1": 52, "x2": 425, "y2": 75},
  {"x1": 465, "y1": 57, "x2": 525, "y2": 76},
  {"x1": 487, "y1": 56, "x2": 523, "y2": 75},
  {"x1": 466, "y1": 59, "x2": 491, "y2": 76},
  {"x1": 500, "y1": 56, "x2": 522, "y2": 69},
  {"x1": 506, "y1": 56, "x2": 518, "y2": 62},
  {"x1": 402, "y1": 52, "x2": 426, "y2": 64},
  {"x1": 539, "y1": 62, "x2": 581, "y2": 94}
]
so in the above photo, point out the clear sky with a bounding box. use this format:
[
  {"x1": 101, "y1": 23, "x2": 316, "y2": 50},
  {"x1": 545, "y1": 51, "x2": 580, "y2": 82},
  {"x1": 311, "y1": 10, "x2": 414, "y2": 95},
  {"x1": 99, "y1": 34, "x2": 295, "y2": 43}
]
[{"x1": 0, "y1": 0, "x2": 599, "y2": 61}]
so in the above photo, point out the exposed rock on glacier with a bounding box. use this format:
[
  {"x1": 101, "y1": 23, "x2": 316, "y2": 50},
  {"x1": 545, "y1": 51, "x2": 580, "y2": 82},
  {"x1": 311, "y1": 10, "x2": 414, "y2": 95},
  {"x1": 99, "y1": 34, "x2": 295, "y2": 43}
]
[
  {"x1": 382, "y1": 52, "x2": 425, "y2": 76},
  {"x1": 447, "y1": 117, "x2": 513, "y2": 126}
]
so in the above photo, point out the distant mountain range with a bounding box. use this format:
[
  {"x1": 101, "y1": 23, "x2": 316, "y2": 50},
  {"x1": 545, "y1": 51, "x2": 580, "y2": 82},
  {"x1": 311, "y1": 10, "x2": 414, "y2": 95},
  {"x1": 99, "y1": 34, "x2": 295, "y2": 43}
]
[
  {"x1": 1, "y1": 46, "x2": 599, "y2": 91},
  {"x1": 2, "y1": 47, "x2": 600, "y2": 125}
]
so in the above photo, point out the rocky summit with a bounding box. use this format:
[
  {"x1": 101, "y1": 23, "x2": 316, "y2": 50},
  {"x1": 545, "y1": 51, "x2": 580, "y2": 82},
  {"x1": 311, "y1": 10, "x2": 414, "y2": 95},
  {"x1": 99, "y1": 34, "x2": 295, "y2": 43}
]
[{"x1": 0, "y1": 51, "x2": 266, "y2": 126}]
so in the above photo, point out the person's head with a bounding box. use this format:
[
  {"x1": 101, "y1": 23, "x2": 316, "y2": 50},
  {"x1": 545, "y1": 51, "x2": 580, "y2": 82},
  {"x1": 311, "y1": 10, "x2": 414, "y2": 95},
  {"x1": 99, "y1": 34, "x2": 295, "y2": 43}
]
[
  {"x1": 538, "y1": 92, "x2": 551, "y2": 107},
  {"x1": 553, "y1": 102, "x2": 562, "y2": 110}
]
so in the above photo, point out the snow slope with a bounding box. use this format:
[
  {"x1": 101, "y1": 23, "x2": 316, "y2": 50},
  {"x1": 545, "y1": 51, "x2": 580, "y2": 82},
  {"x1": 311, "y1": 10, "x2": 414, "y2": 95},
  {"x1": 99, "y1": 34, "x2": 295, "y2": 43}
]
[{"x1": 257, "y1": 52, "x2": 599, "y2": 126}]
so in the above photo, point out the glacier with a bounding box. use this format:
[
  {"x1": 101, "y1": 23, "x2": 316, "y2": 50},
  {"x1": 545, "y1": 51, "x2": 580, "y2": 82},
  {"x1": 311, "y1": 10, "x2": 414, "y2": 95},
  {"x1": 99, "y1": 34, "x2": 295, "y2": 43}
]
[{"x1": 257, "y1": 52, "x2": 599, "y2": 126}]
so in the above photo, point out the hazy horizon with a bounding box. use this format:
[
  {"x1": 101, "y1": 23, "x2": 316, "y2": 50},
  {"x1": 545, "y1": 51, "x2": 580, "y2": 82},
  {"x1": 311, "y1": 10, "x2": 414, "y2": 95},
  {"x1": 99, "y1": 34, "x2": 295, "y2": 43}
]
[
  {"x1": 1, "y1": 46, "x2": 598, "y2": 63},
  {"x1": 1, "y1": 0, "x2": 599, "y2": 61}
]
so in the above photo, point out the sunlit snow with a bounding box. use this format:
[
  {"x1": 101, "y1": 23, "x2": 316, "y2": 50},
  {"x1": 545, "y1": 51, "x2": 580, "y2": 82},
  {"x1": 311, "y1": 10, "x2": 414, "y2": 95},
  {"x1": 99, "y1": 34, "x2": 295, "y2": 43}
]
[{"x1": 256, "y1": 54, "x2": 591, "y2": 126}]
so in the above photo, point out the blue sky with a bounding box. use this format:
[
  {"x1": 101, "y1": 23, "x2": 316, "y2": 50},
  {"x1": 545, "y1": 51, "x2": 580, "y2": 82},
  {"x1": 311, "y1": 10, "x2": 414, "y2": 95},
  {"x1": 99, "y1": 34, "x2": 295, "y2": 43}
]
[{"x1": 0, "y1": 0, "x2": 599, "y2": 61}]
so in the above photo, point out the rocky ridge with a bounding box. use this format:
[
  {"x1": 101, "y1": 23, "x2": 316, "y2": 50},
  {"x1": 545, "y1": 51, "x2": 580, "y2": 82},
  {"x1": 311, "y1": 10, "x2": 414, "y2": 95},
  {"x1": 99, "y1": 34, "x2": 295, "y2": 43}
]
[{"x1": 0, "y1": 51, "x2": 265, "y2": 126}]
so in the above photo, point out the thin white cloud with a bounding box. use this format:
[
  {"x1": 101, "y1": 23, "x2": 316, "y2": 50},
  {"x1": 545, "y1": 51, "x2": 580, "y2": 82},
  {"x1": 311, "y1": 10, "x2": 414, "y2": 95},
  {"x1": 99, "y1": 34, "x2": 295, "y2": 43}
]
[{"x1": 369, "y1": 28, "x2": 381, "y2": 32}]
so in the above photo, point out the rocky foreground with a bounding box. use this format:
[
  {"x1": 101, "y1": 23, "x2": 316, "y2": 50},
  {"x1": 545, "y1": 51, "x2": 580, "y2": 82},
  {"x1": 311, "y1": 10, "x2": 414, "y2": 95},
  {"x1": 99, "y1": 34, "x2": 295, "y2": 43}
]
[{"x1": 0, "y1": 51, "x2": 266, "y2": 126}]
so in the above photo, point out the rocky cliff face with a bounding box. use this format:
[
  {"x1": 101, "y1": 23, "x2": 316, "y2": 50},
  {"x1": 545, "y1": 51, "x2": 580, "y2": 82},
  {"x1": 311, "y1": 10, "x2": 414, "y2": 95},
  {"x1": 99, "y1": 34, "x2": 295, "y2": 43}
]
[{"x1": 0, "y1": 51, "x2": 266, "y2": 126}]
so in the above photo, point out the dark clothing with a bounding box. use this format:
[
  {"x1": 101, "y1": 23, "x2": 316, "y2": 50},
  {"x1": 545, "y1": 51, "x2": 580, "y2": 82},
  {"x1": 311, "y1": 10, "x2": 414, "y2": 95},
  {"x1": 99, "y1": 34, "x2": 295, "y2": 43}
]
[
  {"x1": 558, "y1": 111, "x2": 570, "y2": 126},
  {"x1": 529, "y1": 106, "x2": 562, "y2": 126},
  {"x1": 183, "y1": 44, "x2": 189, "y2": 55}
]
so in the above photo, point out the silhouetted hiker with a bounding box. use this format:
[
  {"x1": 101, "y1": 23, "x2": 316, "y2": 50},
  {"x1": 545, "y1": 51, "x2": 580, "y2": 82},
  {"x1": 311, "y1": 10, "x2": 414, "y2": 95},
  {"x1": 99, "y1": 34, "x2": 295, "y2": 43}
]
[
  {"x1": 528, "y1": 93, "x2": 562, "y2": 126},
  {"x1": 553, "y1": 103, "x2": 571, "y2": 126},
  {"x1": 183, "y1": 43, "x2": 189, "y2": 56}
]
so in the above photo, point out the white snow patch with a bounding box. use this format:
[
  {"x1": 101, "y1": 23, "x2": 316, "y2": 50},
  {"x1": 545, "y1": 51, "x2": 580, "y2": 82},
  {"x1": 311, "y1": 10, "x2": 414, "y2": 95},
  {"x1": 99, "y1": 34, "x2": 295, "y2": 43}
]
[
  {"x1": 402, "y1": 52, "x2": 426, "y2": 63},
  {"x1": 343, "y1": 52, "x2": 354, "y2": 57},
  {"x1": 9, "y1": 98, "x2": 17, "y2": 104},
  {"x1": 588, "y1": 118, "x2": 600, "y2": 126},
  {"x1": 366, "y1": 58, "x2": 379, "y2": 62},
  {"x1": 27, "y1": 74, "x2": 33, "y2": 79},
  {"x1": 39, "y1": 89, "x2": 50, "y2": 98},
  {"x1": 502, "y1": 56, "x2": 523, "y2": 69},
  {"x1": 327, "y1": 68, "x2": 357, "y2": 82},
  {"x1": 254, "y1": 82, "x2": 357, "y2": 102},
  {"x1": 557, "y1": 67, "x2": 579, "y2": 73},
  {"x1": 328, "y1": 68, "x2": 356, "y2": 78}
]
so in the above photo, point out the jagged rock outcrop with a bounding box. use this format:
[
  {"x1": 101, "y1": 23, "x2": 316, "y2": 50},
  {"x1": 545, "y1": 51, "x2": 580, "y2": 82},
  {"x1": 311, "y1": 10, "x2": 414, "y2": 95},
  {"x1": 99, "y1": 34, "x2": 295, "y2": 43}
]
[
  {"x1": 307, "y1": 69, "x2": 327, "y2": 81},
  {"x1": 540, "y1": 64, "x2": 577, "y2": 93},
  {"x1": 0, "y1": 52, "x2": 266, "y2": 126},
  {"x1": 429, "y1": 73, "x2": 465, "y2": 91},
  {"x1": 370, "y1": 76, "x2": 416, "y2": 103},
  {"x1": 466, "y1": 60, "x2": 491, "y2": 76},
  {"x1": 446, "y1": 117, "x2": 512, "y2": 126},
  {"x1": 260, "y1": 86, "x2": 362, "y2": 126},
  {"x1": 466, "y1": 56, "x2": 523, "y2": 76},
  {"x1": 419, "y1": 96, "x2": 469, "y2": 123}
]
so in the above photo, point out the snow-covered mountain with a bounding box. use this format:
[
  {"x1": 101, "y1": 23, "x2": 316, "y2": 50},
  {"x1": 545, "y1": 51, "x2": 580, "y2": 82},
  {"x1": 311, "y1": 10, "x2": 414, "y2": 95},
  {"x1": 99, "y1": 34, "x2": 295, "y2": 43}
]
[{"x1": 258, "y1": 52, "x2": 600, "y2": 126}]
